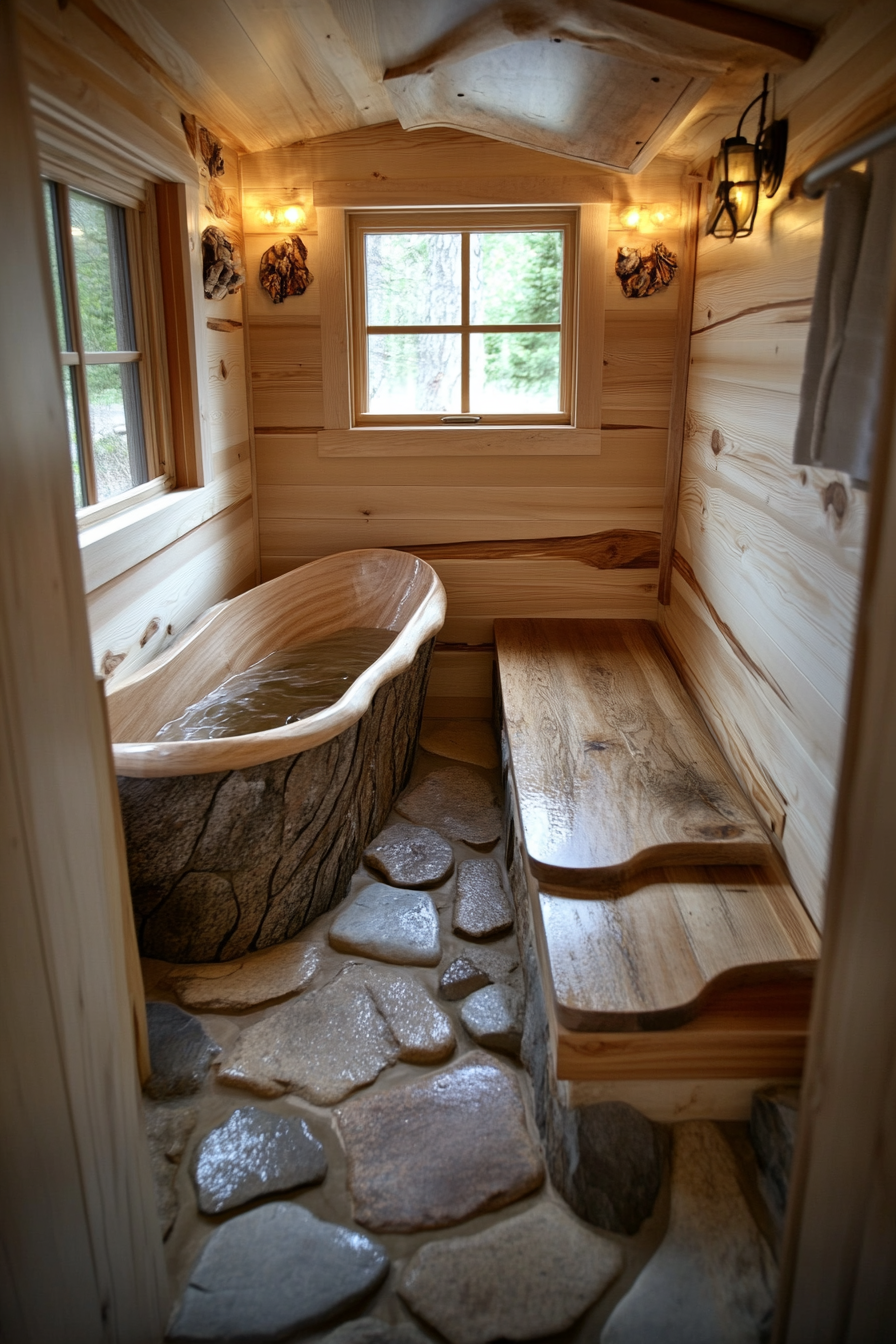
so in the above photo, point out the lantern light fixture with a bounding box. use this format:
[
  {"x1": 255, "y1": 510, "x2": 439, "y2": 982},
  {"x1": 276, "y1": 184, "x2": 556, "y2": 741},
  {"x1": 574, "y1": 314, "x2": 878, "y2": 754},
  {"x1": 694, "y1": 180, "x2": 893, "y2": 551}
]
[{"x1": 707, "y1": 73, "x2": 788, "y2": 240}]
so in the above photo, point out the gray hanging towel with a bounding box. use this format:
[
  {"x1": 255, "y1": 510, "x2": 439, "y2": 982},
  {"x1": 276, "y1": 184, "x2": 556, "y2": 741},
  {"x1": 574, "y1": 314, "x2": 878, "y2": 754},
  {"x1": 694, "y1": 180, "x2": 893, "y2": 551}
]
[
  {"x1": 793, "y1": 170, "x2": 870, "y2": 469},
  {"x1": 794, "y1": 145, "x2": 896, "y2": 487},
  {"x1": 821, "y1": 146, "x2": 896, "y2": 485}
]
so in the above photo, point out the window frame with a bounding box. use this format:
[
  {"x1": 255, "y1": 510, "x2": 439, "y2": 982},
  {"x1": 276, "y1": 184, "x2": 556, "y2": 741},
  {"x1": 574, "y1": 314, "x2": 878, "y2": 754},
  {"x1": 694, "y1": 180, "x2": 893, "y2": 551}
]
[
  {"x1": 42, "y1": 176, "x2": 170, "y2": 520},
  {"x1": 316, "y1": 190, "x2": 608, "y2": 458},
  {"x1": 347, "y1": 207, "x2": 578, "y2": 428}
]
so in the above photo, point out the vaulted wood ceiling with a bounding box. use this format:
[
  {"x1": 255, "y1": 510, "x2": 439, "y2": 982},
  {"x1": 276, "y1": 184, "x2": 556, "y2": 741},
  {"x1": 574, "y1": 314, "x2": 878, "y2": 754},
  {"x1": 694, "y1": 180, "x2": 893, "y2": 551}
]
[{"x1": 55, "y1": 0, "x2": 847, "y2": 167}]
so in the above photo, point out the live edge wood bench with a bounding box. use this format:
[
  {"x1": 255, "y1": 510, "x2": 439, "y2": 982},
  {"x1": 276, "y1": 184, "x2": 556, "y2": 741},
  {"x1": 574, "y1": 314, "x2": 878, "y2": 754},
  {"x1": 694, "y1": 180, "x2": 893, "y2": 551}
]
[{"x1": 495, "y1": 618, "x2": 820, "y2": 1119}]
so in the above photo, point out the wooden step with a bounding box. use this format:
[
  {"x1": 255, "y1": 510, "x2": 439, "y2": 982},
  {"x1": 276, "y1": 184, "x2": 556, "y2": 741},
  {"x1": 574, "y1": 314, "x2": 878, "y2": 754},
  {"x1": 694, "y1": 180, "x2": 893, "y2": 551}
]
[
  {"x1": 495, "y1": 618, "x2": 773, "y2": 888},
  {"x1": 539, "y1": 864, "x2": 819, "y2": 1032}
]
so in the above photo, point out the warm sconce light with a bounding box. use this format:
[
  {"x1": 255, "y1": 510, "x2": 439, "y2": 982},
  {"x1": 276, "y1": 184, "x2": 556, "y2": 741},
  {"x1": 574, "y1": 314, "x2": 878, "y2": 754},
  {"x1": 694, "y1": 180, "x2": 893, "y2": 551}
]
[
  {"x1": 619, "y1": 203, "x2": 679, "y2": 232},
  {"x1": 707, "y1": 73, "x2": 788, "y2": 240},
  {"x1": 258, "y1": 201, "x2": 307, "y2": 230}
]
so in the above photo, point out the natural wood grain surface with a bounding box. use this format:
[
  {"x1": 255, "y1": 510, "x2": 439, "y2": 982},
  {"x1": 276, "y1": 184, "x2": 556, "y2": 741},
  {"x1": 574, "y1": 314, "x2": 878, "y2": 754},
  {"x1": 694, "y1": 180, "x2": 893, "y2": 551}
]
[
  {"x1": 659, "y1": 8, "x2": 896, "y2": 924},
  {"x1": 107, "y1": 548, "x2": 446, "y2": 776},
  {"x1": 539, "y1": 865, "x2": 819, "y2": 1031},
  {"x1": 497, "y1": 618, "x2": 771, "y2": 886},
  {"x1": 552, "y1": 980, "x2": 814, "y2": 1080}
]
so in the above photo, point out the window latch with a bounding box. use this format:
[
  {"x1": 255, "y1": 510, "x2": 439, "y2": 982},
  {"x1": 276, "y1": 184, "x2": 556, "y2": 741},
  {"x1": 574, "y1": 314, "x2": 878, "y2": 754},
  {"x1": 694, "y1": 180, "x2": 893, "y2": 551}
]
[{"x1": 440, "y1": 415, "x2": 482, "y2": 424}]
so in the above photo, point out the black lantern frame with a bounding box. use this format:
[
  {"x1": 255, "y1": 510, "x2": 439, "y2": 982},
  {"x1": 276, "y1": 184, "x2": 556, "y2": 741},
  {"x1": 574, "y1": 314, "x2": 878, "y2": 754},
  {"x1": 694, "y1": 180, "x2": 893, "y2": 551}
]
[{"x1": 708, "y1": 74, "x2": 788, "y2": 240}]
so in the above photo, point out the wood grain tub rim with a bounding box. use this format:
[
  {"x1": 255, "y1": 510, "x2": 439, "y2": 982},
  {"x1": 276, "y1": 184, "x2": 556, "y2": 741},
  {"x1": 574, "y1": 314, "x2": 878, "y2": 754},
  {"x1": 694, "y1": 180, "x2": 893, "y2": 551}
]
[{"x1": 107, "y1": 548, "x2": 446, "y2": 778}]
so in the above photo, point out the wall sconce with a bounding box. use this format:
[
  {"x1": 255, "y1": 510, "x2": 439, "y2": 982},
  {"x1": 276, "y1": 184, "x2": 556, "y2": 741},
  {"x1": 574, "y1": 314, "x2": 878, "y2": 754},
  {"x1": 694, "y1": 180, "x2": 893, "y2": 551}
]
[
  {"x1": 619, "y1": 203, "x2": 680, "y2": 232},
  {"x1": 258, "y1": 202, "x2": 307, "y2": 230},
  {"x1": 707, "y1": 73, "x2": 788, "y2": 240}
]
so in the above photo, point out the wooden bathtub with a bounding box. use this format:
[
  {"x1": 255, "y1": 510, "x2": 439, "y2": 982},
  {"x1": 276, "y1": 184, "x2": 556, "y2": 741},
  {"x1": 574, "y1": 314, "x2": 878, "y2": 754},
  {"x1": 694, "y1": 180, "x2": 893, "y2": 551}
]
[{"x1": 108, "y1": 549, "x2": 446, "y2": 962}]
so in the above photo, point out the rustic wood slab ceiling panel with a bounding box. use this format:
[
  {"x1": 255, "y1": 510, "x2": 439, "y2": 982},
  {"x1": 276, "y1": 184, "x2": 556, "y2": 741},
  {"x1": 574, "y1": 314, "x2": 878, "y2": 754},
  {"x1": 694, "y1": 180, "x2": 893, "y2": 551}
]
[
  {"x1": 497, "y1": 618, "x2": 771, "y2": 886},
  {"x1": 658, "y1": 0, "x2": 896, "y2": 927},
  {"x1": 48, "y1": 0, "x2": 832, "y2": 163}
]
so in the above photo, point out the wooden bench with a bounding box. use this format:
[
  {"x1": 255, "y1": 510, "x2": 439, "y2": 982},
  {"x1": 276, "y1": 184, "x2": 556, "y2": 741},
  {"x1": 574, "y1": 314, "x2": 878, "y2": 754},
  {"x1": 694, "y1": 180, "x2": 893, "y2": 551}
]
[{"x1": 495, "y1": 618, "x2": 821, "y2": 1117}]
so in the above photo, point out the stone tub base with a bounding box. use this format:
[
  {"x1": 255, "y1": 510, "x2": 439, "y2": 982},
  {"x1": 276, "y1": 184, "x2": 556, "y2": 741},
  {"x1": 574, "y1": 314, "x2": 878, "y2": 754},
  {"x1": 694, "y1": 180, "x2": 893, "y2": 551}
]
[{"x1": 119, "y1": 641, "x2": 433, "y2": 963}]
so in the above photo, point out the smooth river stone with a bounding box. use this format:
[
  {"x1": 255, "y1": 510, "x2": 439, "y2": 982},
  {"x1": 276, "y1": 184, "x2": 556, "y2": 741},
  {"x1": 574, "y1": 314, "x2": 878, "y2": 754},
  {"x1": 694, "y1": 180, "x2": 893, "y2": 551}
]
[
  {"x1": 399, "y1": 1202, "x2": 623, "y2": 1344},
  {"x1": 144, "y1": 1099, "x2": 198, "y2": 1238},
  {"x1": 453, "y1": 858, "x2": 514, "y2": 938},
  {"x1": 419, "y1": 719, "x2": 500, "y2": 769},
  {"x1": 320, "y1": 1320, "x2": 428, "y2": 1344},
  {"x1": 217, "y1": 963, "x2": 454, "y2": 1104},
  {"x1": 329, "y1": 884, "x2": 441, "y2": 966},
  {"x1": 439, "y1": 956, "x2": 492, "y2": 1001},
  {"x1": 460, "y1": 984, "x2": 524, "y2": 1056},
  {"x1": 364, "y1": 823, "x2": 455, "y2": 889},
  {"x1": 396, "y1": 765, "x2": 503, "y2": 847},
  {"x1": 750, "y1": 1084, "x2": 800, "y2": 1226},
  {"x1": 144, "y1": 1001, "x2": 221, "y2": 1100},
  {"x1": 167, "y1": 940, "x2": 321, "y2": 1011},
  {"x1": 334, "y1": 1051, "x2": 544, "y2": 1232},
  {"x1": 602, "y1": 1121, "x2": 777, "y2": 1344},
  {"x1": 168, "y1": 1202, "x2": 389, "y2": 1341},
  {"x1": 192, "y1": 1106, "x2": 327, "y2": 1214}
]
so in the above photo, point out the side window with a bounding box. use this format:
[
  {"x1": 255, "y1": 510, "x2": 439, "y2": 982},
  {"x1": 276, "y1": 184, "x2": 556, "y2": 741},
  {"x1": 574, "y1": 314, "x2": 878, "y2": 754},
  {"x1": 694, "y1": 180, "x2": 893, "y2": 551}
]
[{"x1": 43, "y1": 180, "x2": 155, "y2": 509}]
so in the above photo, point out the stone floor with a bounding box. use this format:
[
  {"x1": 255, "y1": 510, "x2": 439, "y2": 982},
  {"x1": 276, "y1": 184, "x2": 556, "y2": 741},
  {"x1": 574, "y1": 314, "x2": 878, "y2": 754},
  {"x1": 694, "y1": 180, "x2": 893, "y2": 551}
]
[{"x1": 141, "y1": 722, "x2": 784, "y2": 1344}]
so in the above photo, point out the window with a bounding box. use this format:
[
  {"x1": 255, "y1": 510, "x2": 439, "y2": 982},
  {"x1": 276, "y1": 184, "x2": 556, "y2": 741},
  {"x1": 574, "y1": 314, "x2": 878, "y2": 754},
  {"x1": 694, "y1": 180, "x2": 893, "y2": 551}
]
[
  {"x1": 43, "y1": 180, "x2": 161, "y2": 510},
  {"x1": 348, "y1": 209, "x2": 577, "y2": 427}
]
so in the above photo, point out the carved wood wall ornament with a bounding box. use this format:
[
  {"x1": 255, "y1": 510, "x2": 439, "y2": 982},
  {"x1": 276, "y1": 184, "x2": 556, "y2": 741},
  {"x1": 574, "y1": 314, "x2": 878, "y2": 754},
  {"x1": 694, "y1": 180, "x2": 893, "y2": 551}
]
[
  {"x1": 259, "y1": 235, "x2": 314, "y2": 304},
  {"x1": 201, "y1": 226, "x2": 245, "y2": 300},
  {"x1": 181, "y1": 112, "x2": 225, "y2": 176},
  {"x1": 616, "y1": 241, "x2": 678, "y2": 297}
]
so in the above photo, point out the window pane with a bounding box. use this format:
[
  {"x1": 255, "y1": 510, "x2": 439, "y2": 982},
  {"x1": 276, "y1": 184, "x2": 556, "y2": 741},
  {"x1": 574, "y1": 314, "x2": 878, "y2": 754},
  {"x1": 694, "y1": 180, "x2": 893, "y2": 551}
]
[
  {"x1": 366, "y1": 233, "x2": 461, "y2": 325},
  {"x1": 70, "y1": 190, "x2": 137, "y2": 352},
  {"x1": 86, "y1": 363, "x2": 146, "y2": 501},
  {"x1": 63, "y1": 366, "x2": 86, "y2": 508},
  {"x1": 470, "y1": 331, "x2": 561, "y2": 412},
  {"x1": 42, "y1": 182, "x2": 70, "y2": 350},
  {"x1": 368, "y1": 334, "x2": 461, "y2": 414},
  {"x1": 470, "y1": 231, "x2": 564, "y2": 325}
]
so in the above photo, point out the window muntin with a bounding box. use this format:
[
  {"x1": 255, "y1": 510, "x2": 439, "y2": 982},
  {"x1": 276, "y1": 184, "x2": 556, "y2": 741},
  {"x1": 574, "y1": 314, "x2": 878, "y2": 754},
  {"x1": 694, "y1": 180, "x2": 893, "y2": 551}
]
[
  {"x1": 43, "y1": 180, "x2": 150, "y2": 508},
  {"x1": 349, "y1": 209, "x2": 577, "y2": 427}
]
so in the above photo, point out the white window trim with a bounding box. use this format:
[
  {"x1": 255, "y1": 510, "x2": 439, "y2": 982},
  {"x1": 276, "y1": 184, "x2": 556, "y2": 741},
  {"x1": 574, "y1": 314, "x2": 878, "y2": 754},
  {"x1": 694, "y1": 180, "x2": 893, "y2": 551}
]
[{"x1": 314, "y1": 179, "x2": 608, "y2": 457}]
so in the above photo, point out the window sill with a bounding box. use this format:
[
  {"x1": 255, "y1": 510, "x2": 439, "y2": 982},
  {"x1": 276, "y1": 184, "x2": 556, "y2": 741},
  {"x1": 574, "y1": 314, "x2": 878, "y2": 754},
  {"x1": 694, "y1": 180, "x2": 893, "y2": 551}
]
[
  {"x1": 317, "y1": 426, "x2": 601, "y2": 457},
  {"x1": 79, "y1": 477, "x2": 241, "y2": 593}
]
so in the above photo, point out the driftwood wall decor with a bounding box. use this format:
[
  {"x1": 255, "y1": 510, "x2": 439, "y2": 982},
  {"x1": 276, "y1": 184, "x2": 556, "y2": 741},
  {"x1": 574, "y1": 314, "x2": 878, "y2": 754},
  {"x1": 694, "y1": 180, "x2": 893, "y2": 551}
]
[
  {"x1": 202, "y1": 226, "x2": 245, "y2": 300},
  {"x1": 616, "y1": 243, "x2": 678, "y2": 298},
  {"x1": 259, "y1": 234, "x2": 314, "y2": 303},
  {"x1": 181, "y1": 112, "x2": 225, "y2": 176}
]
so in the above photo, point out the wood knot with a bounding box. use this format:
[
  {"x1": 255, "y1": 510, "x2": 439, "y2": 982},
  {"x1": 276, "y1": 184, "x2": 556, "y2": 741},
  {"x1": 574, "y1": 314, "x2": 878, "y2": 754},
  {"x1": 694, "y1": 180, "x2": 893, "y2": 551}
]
[
  {"x1": 584, "y1": 739, "x2": 614, "y2": 752},
  {"x1": 140, "y1": 617, "x2": 161, "y2": 648},
  {"x1": 699, "y1": 823, "x2": 743, "y2": 839},
  {"x1": 219, "y1": 359, "x2": 228, "y2": 380},
  {"x1": 710, "y1": 429, "x2": 724, "y2": 456},
  {"x1": 822, "y1": 480, "x2": 848, "y2": 524},
  {"x1": 799, "y1": 469, "x2": 808, "y2": 486},
  {"x1": 100, "y1": 650, "x2": 126, "y2": 677}
]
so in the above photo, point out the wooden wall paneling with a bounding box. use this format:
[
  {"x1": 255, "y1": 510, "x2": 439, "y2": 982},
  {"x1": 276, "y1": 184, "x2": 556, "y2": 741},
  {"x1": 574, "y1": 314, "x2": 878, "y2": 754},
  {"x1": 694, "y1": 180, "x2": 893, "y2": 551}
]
[
  {"x1": 661, "y1": 10, "x2": 896, "y2": 924},
  {"x1": 0, "y1": 7, "x2": 168, "y2": 1331},
  {"x1": 659, "y1": 574, "x2": 838, "y2": 925},
  {"x1": 253, "y1": 430, "x2": 668, "y2": 488},
  {"x1": 249, "y1": 321, "x2": 324, "y2": 429},
  {"x1": 156, "y1": 180, "x2": 205, "y2": 488},
  {"x1": 317, "y1": 205, "x2": 351, "y2": 429},
  {"x1": 774, "y1": 235, "x2": 896, "y2": 1344},
  {"x1": 675, "y1": 468, "x2": 861, "y2": 717},
  {"x1": 686, "y1": 374, "x2": 868, "y2": 557},
  {"x1": 256, "y1": 483, "x2": 663, "y2": 523},
  {"x1": 259, "y1": 518, "x2": 662, "y2": 556},
  {"x1": 88, "y1": 499, "x2": 256, "y2": 681},
  {"x1": 658, "y1": 176, "x2": 701, "y2": 603},
  {"x1": 314, "y1": 175, "x2": 614, "y2": 207},
  {"x1": 575, "y1": 202, "x2": 608, "y2": 429}
]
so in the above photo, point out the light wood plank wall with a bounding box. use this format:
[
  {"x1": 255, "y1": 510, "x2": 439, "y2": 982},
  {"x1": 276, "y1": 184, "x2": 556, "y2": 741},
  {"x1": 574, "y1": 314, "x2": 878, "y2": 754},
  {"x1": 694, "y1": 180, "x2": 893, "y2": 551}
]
[
  {"x1": 658, "y1": 1, "x2": 896, "y2": 927},
  {"x1": 241, "y1": 124, "x2": 686, "y2": 714},
  {"x1": 20, "y1": 0, "x2": 258, "y2": 683}
]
